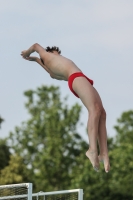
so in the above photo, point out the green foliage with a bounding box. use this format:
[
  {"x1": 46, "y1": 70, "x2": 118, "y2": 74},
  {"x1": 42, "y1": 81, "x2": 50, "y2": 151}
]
[
  {"x1": 8, "y1": 85, "x2": 85, "y2": 191},
  {"x1": 2, "y1": 86, "x2": 133, "y2": 200},
  {"x1": 109, "y1": 110, "x2": 133, "y2": 198},
  {"x1": 0, "y1": 139, "x2": 10, "y2": 170},
  {"x1": 67, "y1": 110, "x2": 133, "y2": 200},
  {"x1": 114, "y1": 110, "x2": 133, "y2": 144},
  {"x1": 0, "y1": 155, "x2": 29, "y2": 185},
  {"x1": 0, "y1": 116, "x2": 4, "y2": 129}
]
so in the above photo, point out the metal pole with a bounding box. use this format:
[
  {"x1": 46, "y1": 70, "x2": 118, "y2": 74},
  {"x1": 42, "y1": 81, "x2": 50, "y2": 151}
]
[{"x1": 78, "y1": 189, "x2": 83, "y2": 200}]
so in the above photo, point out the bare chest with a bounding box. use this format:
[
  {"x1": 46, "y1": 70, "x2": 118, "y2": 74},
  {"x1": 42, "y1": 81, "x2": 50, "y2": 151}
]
[{"x1": 45, "y1": 56, "x2": 76, "y2": 75}]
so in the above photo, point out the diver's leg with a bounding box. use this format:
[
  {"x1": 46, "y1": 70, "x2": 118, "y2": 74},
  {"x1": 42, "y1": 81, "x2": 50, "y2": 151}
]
[
  {"x1": 86, "y1": 106, "x2": 102, "y2": 171},
  {"x1": 72, "y1": 77, "x2": 103, "y2": 171},
  {"x1": 98, "y1": 109, "x2": 110, "y2": 172}
]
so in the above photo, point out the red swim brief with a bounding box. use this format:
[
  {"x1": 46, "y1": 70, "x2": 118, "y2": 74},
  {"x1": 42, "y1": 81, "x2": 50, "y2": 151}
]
[{"x1": 68, "y1": 72, "x2": 94, "y2": 98}]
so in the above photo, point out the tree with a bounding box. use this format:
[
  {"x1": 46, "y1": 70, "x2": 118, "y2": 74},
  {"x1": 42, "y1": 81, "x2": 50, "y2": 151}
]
[
  {"x1": 6, "y1": 85, "x2": 133, "y2": 199},
  {"x1": 108, "y1": 110, "x2": 133, "y2": 199},
  {"x1": 0, "y1": 116, "x2": 4, "y2": 129},
  {"x1": 0, "y1": 138, "x2": 10, "y2": 170},
  {"x1": 114, "y1": 110, "x2": 133, "y2": 144},
  {"x1": 70, "y1": 111, "x2": 133, "y2": 200},
  {"x1": 8, "y1": 85, "x2": 85, "y2": 192},
  {"x1": 0, "y1": 154, "x2": 30, "y2": 185}
]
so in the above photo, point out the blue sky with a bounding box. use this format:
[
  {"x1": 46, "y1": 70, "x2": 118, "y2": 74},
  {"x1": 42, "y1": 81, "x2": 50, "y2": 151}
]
[{"x1": 0, "y1": 0, "x2": 133, "y2": 141}]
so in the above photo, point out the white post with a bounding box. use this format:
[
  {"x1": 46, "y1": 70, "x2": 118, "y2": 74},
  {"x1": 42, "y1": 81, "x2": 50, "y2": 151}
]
[
  {"x1": 26, "y1": 183, "x2": 32, "y2": 200},
  {"x1": 78, "y1": 189, "x2": 83, "y2": 200}
]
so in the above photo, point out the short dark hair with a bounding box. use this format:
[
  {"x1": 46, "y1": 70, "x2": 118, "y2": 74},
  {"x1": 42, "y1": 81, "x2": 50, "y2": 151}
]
[{"x1": 46, "y1": 46, "x2": 61, "y2": 54}]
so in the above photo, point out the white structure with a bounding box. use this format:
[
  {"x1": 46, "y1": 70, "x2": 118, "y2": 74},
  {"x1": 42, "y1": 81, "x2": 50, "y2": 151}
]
[{"x1": 0, "y1": 183, "x2": 83, "y2": 200}]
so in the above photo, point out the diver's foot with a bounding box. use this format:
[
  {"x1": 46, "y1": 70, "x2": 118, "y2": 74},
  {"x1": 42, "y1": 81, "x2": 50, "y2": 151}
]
[
  {"x1": 98, "y1": 153, "x2": 110, "y2": 173},
  {"x1": 86, "y1": 149, "x2": 100, "y2": 172}
]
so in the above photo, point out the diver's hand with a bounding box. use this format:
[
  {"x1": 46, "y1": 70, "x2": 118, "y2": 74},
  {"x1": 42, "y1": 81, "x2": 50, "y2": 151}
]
[
  {"x1": 21, "y1": 50, "x2": 30, "y2": 58},
  {"x1": 22, "y1": 56, "x2": 38, "y2": 61}
]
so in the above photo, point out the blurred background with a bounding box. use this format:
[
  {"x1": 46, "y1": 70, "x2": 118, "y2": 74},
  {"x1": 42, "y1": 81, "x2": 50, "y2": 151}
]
[{"x1": 0, "y1": 1, "x2": 133, "y2": 199}]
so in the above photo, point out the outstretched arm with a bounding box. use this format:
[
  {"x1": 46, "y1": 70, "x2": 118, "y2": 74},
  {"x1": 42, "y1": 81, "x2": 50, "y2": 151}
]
[
  {"x1": 21, "y1": 43, "x2": 46, "y2": 59},
  {"x1": 22, "y1": 56, "x2": 65, "y2": 81},
  {"x1": 21, "y1": 43, "x2": 51, "y2": 73},
  {"x1": 21, "y1": 44, "x2": 67, "y2": 81}
]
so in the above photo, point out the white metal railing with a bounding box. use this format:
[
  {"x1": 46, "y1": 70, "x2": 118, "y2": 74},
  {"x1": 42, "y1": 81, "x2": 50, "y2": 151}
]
[
  {"x1": 0, "y1": 183, "x2": 83, "y2": 200},
  {"x1": 0, "y1": 183, "x2": 32, "y2": 200}
]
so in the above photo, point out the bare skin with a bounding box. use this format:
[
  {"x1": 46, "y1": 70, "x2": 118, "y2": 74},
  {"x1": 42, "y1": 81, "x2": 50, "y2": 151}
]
[{"x1": 21, "y1": 43, "x2": 110, "y2": 173}]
